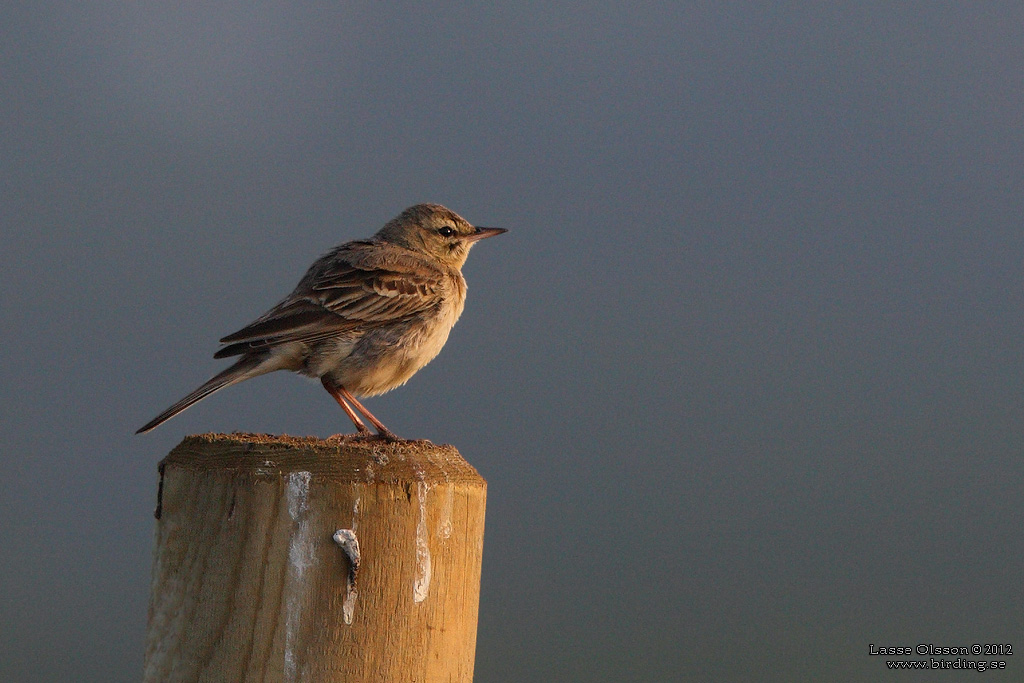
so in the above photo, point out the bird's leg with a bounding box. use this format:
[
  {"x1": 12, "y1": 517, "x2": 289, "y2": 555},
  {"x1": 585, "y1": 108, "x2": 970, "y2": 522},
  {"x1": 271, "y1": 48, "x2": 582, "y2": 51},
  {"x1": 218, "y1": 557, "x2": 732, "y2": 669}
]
[
  {"x1": 321, "y1": 377, "x2": 371, "y2": 434},
  {"x1": 338, "y1": 386, "x2": 400, "y2": 441}
]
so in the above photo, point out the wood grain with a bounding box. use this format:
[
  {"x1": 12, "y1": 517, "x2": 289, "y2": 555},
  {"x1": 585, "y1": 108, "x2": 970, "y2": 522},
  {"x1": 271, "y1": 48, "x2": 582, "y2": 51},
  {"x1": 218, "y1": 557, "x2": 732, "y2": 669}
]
[{"x1": 143, "y1": 433, "x2": 486, "y2": 682}]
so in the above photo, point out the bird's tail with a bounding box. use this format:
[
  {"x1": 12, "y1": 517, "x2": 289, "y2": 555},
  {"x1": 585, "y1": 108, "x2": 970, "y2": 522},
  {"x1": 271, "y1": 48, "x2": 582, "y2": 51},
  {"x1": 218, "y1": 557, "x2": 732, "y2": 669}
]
[{"x1": 136, "y1": 356, "x2": 266, "y2": 434}]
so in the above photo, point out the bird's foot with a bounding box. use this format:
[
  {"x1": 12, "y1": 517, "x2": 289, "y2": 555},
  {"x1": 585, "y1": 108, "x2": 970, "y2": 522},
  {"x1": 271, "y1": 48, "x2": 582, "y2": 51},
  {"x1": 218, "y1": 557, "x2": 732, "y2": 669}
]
[{"x1": 373, "y1": 428, "x2": 401, "y2": 442}]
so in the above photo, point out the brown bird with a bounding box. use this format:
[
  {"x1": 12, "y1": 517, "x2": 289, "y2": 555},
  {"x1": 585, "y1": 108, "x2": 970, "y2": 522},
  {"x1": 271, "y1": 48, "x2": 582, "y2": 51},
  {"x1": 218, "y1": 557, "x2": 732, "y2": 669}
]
[{"x1": 137, "y1": 203, "x2": 506, "y2": 439}]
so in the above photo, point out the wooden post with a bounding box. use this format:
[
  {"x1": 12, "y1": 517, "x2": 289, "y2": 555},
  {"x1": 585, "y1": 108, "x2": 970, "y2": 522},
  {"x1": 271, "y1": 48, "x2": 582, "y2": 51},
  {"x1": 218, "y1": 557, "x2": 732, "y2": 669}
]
[{"x1": 143, "y1": 433, "x2": 487, "y2": 682}]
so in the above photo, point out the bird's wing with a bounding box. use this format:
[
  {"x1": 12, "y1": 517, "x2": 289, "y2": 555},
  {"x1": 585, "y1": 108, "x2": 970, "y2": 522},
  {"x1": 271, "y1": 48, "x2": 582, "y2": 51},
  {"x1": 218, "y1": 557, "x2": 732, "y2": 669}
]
[
  {"x1": 312, "y1": 256, "x2": 444, "y2": 323},
  {"x1": 214, "y1": 243, "x2": 444, "y2": 358}
]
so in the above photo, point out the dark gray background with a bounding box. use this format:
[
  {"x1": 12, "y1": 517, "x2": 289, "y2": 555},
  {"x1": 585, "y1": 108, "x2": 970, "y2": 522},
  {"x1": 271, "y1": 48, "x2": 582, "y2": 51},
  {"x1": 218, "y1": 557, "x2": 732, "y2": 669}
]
[{"x1": 3, "y1": 2, "x2": 1023, "y2": 681}]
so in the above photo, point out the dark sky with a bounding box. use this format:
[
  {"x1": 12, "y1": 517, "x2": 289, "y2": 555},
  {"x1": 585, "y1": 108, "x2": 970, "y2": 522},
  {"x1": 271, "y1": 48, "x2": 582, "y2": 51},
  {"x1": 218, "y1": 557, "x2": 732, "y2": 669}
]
[{"x1": 3, "y1": 2, "x2": 1024, "y2": 680}]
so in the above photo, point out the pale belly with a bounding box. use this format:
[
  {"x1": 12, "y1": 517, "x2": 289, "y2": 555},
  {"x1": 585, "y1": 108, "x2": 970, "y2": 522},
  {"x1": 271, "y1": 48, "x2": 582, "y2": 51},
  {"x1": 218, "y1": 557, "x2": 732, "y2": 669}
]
[
  {"x1": 350, "y1": 323, "x2": 454, "y2": 395},
  {"x1": 314, "y1": 298, "x2": 465, "y2": 396}
]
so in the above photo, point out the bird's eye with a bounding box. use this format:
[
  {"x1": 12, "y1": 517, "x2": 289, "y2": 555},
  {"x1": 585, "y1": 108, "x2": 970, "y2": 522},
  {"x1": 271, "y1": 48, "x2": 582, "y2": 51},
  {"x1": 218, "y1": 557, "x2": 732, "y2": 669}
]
[{"x1": 437, "y1": 226, "x2": 455, "y2": 237}]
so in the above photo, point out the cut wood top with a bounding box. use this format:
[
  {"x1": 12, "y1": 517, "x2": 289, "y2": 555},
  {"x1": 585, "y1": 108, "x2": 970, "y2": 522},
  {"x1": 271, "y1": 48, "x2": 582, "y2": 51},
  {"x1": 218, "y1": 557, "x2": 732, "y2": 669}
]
[{"x1": 159, "y1": 433, "x2": 484, "y2": 486}]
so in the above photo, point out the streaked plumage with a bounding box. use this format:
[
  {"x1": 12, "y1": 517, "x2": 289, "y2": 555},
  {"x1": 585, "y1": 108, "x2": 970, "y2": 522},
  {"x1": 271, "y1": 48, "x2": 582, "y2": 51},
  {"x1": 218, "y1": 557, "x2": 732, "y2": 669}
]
[{"x1": 137, "y1": 203, "x2": 505, "y2": 439}]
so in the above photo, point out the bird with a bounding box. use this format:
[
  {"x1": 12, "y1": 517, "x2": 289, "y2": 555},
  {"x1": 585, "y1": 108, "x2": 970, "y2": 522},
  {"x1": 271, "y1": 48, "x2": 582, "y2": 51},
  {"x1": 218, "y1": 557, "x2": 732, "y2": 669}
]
[{"x1": 136, "y1": 203, "x2": 506, "y2": 439}]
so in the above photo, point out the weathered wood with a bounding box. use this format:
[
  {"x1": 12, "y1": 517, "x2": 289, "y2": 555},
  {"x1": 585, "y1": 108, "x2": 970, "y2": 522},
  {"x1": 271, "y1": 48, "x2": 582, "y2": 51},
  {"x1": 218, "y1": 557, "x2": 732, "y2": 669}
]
[{"x1": 143, "y1": 433, "x2": 486, "y2": 682}]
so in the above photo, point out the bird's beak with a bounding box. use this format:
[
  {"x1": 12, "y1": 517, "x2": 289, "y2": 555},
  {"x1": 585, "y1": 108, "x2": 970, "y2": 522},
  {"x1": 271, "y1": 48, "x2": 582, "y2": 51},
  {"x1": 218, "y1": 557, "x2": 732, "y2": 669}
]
[{"x1": 466, "y1": 226, "x2": 508, "y2": 242}]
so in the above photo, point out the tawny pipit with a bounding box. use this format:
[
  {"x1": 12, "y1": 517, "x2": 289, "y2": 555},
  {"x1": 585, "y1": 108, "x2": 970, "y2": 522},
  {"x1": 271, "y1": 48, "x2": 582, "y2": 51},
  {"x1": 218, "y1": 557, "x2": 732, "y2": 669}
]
[{"x1": 137, "y1": 203, "x2": 506, "y2": 439}]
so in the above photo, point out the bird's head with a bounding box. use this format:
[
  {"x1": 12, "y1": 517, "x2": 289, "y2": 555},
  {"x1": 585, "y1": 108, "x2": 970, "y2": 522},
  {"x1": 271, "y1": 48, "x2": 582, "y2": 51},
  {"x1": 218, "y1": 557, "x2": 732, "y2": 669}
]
[{"x1": 376, "y1": 203, "x2": 506, "y2": 269}]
